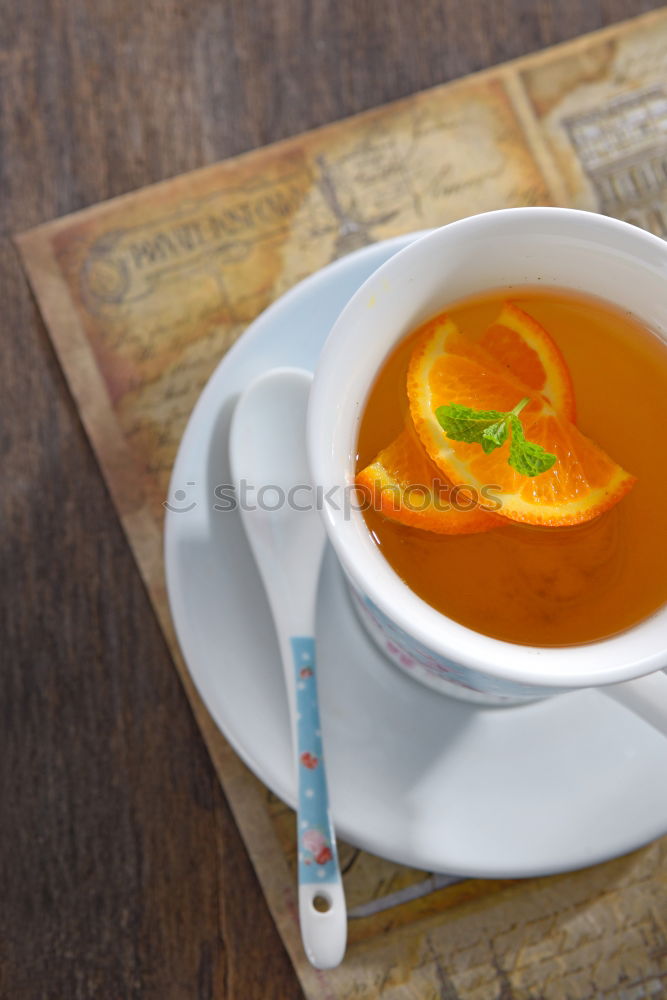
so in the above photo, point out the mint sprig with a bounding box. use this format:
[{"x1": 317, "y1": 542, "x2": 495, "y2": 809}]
[{"x1": 435, "y1": 397, "x2": 556, "y2": 477}]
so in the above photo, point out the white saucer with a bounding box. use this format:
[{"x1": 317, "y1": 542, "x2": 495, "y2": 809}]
[{"x1": 165, "y1": 234, "x2": 667, "y2": 877}]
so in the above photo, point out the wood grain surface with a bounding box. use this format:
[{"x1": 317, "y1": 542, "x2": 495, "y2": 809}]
[{"x1": 1, "y1": 2, "x2": 664, "y2": 997}]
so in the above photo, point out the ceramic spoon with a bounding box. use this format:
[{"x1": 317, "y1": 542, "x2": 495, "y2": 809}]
[{"x1": 229, "y1": 367, "x2": 346, "y2": 970}]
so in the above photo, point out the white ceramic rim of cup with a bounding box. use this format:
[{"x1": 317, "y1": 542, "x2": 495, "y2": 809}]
[{"x1": 308, "y1": 207, "x2": 667, "y2": 690}]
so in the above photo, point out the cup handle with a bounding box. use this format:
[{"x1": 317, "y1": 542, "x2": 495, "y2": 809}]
[{"x1": 601, "y1": 671, "x2": 667, "y2": 737}]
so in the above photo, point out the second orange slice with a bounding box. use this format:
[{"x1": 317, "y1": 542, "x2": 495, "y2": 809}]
[
  {"x1": 356, "y1": 428, "x2": 502, "y2": 534},
  {"x1": 480, "y1": 302, "x2": 576, "y2": 422}
]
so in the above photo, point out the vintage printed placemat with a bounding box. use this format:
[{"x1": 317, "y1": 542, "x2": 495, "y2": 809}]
[{"x1": 16, "y1": 9, "x2": 667, "y2": 997}]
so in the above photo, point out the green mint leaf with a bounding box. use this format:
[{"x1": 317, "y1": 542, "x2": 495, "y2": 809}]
[
  {"x1": 508, "y1": 416, "x2": 557, "y2": 476},
  {"x1": 435, "y1": 403, "x2": 506, "y2": 445},
  {"x1": 481, "y1": 419, "x2": 509, "y2": 453},
  {"x1": 434, "y1": 397, "x2": 557, "y2": 477},
  {"x1": 510, "y1": 397, "x2": 531, "y2": 418}
]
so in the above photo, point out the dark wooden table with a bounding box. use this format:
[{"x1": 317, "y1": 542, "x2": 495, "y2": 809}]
[{"x1": 1, "y1": 2, "x2": 663, "y2": 997}]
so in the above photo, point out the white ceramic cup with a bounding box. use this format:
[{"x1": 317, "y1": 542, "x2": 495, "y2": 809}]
[{"x1": 307, "y1": 207, "x2": 667, "y2": 719}]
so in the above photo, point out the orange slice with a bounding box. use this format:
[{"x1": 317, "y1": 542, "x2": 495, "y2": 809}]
[
  {"x1": 480, "y1": 302, "x2": 576, "y2": 422},
  {"x1": 407, "y1": 318, "x2": 636, "y2": 526},
  {"x1": 356, "y1": 428, "x2": 502, "y2": 534},
  {"x1": 356, "y1": 303, "x2": 579, "y2": 533}
]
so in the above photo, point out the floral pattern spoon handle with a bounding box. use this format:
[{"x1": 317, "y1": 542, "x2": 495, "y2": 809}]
[{"x1": 229, "y1": 367, "x2": 346, "y2": 970}]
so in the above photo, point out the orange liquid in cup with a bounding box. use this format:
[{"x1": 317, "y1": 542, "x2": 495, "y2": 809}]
[{"x1": 356, "y1": 287, "x2": 667, "y2": 646}]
